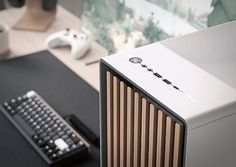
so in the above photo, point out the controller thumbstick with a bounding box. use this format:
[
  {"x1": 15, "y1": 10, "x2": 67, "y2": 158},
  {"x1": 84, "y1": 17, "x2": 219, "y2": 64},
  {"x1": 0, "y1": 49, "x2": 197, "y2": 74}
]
[
  {"x1": 73, "y1": 34, "x2": 77, "y2": 39},
  {"x1": 66, "y1": 28, "x2": 70, "y2": 32}
]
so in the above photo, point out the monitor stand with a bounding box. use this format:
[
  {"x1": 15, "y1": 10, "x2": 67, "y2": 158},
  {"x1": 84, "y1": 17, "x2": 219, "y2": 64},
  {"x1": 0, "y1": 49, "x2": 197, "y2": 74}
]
[{"x1": 12, "y1": 0, "x2": 56, "y2": 32}]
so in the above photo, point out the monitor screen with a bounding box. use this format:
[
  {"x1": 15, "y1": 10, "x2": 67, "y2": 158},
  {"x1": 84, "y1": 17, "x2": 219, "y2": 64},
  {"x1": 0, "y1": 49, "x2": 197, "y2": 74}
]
[{"x1": 81, "y1": 0, "x2": 212, "y2": 54}]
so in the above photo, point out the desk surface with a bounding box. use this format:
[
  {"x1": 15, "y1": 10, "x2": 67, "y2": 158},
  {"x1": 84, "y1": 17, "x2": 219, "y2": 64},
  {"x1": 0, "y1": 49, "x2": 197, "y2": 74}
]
[
  {"x1": 0, "y1": 51, "x2": 100, "y2": 167},
  {"x1": 0, "y1": 6, "x2": 108, "y2": 91}
]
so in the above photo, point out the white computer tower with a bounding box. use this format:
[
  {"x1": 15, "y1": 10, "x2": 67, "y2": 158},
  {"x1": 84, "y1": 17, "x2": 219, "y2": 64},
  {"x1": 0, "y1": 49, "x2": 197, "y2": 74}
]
[{"x1": 99, "y1": 21, "x2": 236, "y2": 167}]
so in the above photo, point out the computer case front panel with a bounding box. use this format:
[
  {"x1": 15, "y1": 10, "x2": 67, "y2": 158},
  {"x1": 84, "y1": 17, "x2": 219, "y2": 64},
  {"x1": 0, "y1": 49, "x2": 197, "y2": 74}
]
[{"x1": 100, "y1": 63, "x2": 186, "y2": 167}]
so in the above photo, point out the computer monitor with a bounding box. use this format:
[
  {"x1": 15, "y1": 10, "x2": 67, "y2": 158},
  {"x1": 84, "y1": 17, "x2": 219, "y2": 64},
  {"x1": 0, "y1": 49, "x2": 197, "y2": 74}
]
[{"x1": 81, "y1": 0, "x2": 213, "y2": 54}]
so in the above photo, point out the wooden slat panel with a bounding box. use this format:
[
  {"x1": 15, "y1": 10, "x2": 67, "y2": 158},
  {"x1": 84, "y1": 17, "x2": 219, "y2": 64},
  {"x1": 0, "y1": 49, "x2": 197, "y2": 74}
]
[
  {"x1": 133, "y1": 92, "x2": 142, "y2": 167},
  {"x1": 156, "y1": 110, "x2": 166, "y2": 167},
  {"x1": 126, "y1": 87, "x2": 134, "y2": 167},
  {"x1": 106, "y1": 71, "x2": 113, "y2": 167},
  {"x1": 164, "y1": 116, "x2": 175, "y2": 167},
  {"x1": 173, "y1": 123, "x2": 183, "y2": 167},
  {"x1": 113, "y1": 76, "x2": 120, "y2": 167},
  {"x1": 120, "y1": 81, "x2": 127, "y2": 167},
  {"x1": 106, "y1": 72, "x2": 184, "y2": 167},
  {"x1": 140, "y1": 98, "x2": 150, "y2": 167},
  {"x1": 148, "y1": 104, "x2": 158, "y2": 167}
]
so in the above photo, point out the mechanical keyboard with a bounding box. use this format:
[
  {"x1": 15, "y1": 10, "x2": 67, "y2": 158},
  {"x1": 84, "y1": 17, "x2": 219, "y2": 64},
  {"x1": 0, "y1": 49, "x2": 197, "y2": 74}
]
[{"x1": 0, "y1": 91, "x2": 90, "y2": 166}]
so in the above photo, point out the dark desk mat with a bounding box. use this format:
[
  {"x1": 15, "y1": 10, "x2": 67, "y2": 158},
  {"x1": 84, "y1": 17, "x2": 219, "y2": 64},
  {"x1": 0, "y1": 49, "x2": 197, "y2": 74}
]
[{"x1": 0, "y1": 50, "x2": 99, "y2": 167}]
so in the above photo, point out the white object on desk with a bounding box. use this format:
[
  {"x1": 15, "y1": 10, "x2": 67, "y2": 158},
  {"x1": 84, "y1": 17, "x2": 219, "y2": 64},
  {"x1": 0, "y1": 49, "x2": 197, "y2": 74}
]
[{"x1": 46, "y1": 28, "x2": 91, "y2": 59}]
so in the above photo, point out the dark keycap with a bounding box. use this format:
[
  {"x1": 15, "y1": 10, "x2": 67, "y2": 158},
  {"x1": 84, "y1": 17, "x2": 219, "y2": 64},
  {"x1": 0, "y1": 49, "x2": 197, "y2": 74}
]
[
  {"x1": 24, "y1": 105, "x2": 30, "y2": 109},
  {"x1": 46, "y1": 127, "x2": 53, "y2": 133},
  {"x1": 58, "y1": 131, "x2": 65, "y2": 137},
  {"x1": 28, "y1": 98, "x2": 32, "y2": 103},
  {"x1": 33, "y1": 104, "x2": 39, "y2": 109},
  {"x1": 3, "y1": 102, "x2": 9, "y2": 107},
  {"x1": 46, "y1": 117, "x2": 52, "y2": 122},
  {"x1": 32, "y1": 134, "x2": 40, "y2": 141},
  {"x1": 36, "y1": 107, "x2": 42, "y2": 112},
  {"x1": 6, "y1": 106, "x2": 12, "y2": 111},
  {"x1": 34, "y1": 114, "x2": 39, "y2": 119},
  {"x1": 22, "y1": 112, "x2": 28, "y2": 117},
  {"x1": 64, "y1": 148, "x2": 70, "y2": 153},
  {"x1": 55, "y1": 119, "x2": 61, "y2": 124},
  {"x1": 40, "y1": 133, "x2": 48, "y2": 139},
  {"x1": 34, "y1": 125, "x2": 41, "y2": 131},
  {"x1": 10, "y1": 99, "x2": 18, "y2": 108},
  {"x1": 52, "y1": 135, "x2": 59, "y2": 141},
  {"x1": 10, "y1": 110, "x2": 16, "y2": 115},
  {"x1": 15, "y1": 105, "x2": 22, "y2": 110},
  {"x1": 16, "y1": 97, "x2": 22, "y2": 102},
  {"x1": 25, "y1": 115, "x2": 31, "y2": 120},
  {"x1": 30, "y1": 111, "x2": 36, "y2": 116},
  {"x1": 66, "y1": 138, "x2": 74, "y2": 146},
  {"x1": 70, "y1": 144, "x2": 78, "y2": 150},
  {"x1": 48, "y1": 121, "x2": 54, "y2": 127},
  {"x1": 43, "y1": 136, "x2": 51, "y2": 143},
  {"x1": 56, "y1": 151, "x2": 64, "y2": 157},
  {"x1": 71, "y1": 134, "x2": 79, "y2": 143},
  {"x1": 31, "y1": 122, "x2": 37, "y2": 127},
  {"x1": 43, "y1": 114, "x2": 49, "y2": 119},
  {"x1": 56, "y1": 127, "x2": 62, "y2": 132},
  {"x1": 50, "y1": 153, "x2": 58, "y2": 160},
  {"x1": 52, "y1": 124, "x2": 58, "y2": 129},
  {"x1": 39, "y1": 110, "x2": 45, "y2": 115},
  {"x1": 53, "y1": 147, "x2": 60, "y2": 153},
  {"x1": 48, "y1": 131, "x2": 55, "y2": 137},
  {"x1": 62, "y1": 135, "x2": 69, "y2": 140},
  {"x1": 42, "y1": 145, "x2": 50, "y2": 152},
  {"x1": 48, "y1": 140, "x2": 55, "y2": 148},
  {"x1": 37, "y1": 139, "x2": 46, "y2": 147},
  {"x1": 46, "y1": 149, "x2": 53, "y2": 156},
  {"x1": 36, "y1": 117, "x2": 42, "y2": 122},
  {"x1": 44, "y1": 124, "x2": 49, "y2": 129},
  {"x1": 28, "y1": 118, "x2": 34, "y2": 124}
]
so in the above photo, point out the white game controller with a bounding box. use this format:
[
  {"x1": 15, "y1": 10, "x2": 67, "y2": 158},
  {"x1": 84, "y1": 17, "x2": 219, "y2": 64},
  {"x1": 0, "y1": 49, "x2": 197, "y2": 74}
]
[{"x1": 46, "y1": 28, "x2": 91, "y2": 59}]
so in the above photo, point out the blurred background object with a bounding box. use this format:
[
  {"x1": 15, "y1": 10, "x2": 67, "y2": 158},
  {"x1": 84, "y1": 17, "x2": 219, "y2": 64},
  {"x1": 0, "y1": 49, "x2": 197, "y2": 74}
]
[
  {"x1": 59, "y1": 0, "x2": 83, "y2": 18},
  {"x1": 0, "y1": 0, "x2": 5, "y2": 9},
  {"x1": 8, "y1": 0, "x2": 25, "y2": 7},
  {"x1": 12, "y1": 0, "x2": 57, "y2": 31},
  {"x1": 81, "y1": 0, "x2": 213, "y2": 54},
  {"x1": 0, "y1": 24, "x2": 9, "y2": 58},
  {"x1": 1, "y1": 0, "x2": 236, "y2": 52},
  {"x1": 0, "y1": 0, "x2": 58, "y2": 31},
  {"x1": 208, "y1": 0, "x2": 236, "y2": 27}
]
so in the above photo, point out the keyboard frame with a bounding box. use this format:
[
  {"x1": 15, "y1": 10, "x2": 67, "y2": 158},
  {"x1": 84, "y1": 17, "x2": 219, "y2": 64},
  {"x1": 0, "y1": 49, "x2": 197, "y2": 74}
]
[{"x1": 0, "y1": 91, "x2": 91, "y2": 166}]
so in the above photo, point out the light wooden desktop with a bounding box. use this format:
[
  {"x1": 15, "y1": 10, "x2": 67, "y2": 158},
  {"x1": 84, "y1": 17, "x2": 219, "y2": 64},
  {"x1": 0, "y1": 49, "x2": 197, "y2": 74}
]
[{"x1": 0, "y1": 6, "x2": 108, "y2": 91}]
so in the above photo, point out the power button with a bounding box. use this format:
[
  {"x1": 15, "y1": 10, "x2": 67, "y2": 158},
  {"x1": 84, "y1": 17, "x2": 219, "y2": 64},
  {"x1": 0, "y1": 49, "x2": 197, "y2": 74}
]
[{"x1": 129, "y1": 57, "x2": 142, "y2": 64}]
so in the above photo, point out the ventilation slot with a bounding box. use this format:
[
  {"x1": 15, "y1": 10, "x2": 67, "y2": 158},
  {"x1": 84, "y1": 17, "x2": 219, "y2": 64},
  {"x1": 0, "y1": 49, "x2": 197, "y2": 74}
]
[{"x1": 106, "y1": 71, "x2": 184, "y2": 167}]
